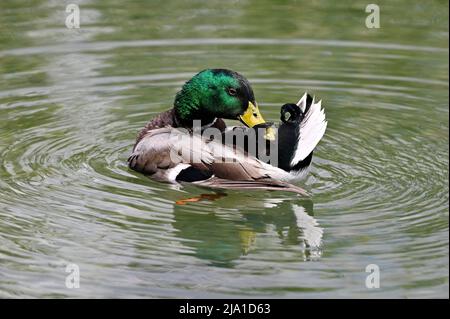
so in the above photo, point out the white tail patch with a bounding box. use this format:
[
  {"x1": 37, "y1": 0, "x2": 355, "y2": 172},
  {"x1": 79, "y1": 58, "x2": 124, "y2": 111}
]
[
  {"x1": 291, "y1": 94, "x2": 328, "y2": 166},
  {"x1": 167, "y1": 163, "x2": 191, "y2": 182},
  {"x1": 296, "y1": 92, "x2": 308, "y2": 112}
]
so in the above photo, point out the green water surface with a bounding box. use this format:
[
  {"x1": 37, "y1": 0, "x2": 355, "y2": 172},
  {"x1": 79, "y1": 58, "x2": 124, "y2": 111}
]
[{"x1": 0, "y1": 0, "x2": 448, "y2": 298}]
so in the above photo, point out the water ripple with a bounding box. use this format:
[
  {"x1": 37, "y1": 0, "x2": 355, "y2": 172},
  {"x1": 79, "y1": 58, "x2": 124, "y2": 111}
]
[{"x1": 0, "y1": 31, "x2": 448, "y2": 298}]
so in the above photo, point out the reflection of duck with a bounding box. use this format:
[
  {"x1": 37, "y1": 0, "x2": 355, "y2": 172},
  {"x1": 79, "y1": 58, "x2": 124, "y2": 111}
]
[
  {"x1": 172, "y1": 193, "x2": 323, "y2": 266},
  {"x1": 128, "y1": 69, "x2": 327, "y2": 194}
]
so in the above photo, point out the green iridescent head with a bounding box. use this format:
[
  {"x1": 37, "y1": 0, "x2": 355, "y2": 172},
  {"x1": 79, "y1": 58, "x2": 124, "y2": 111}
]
[{"x1": 174, "y1": 69, "x2": 267, "y2": 128}]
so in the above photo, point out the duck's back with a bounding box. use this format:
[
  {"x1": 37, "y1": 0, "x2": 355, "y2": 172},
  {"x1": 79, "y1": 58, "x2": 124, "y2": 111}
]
[
  {"x1": 134, "y1": 109, "x2": 228, "y2": 150},
  {"x1": 134, "y1": 109, "x2": 177, "y2": 149}
]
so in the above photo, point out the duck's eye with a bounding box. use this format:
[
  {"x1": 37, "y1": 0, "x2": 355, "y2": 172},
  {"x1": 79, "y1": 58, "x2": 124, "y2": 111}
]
[{"x1": 227, "y1": 88, "x2": 237, "y2": 96}]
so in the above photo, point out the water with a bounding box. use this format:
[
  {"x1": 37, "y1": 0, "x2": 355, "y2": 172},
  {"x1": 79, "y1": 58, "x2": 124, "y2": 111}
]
[{"x1": 0, "y1": 0, "x2": 448, "y2": 298}]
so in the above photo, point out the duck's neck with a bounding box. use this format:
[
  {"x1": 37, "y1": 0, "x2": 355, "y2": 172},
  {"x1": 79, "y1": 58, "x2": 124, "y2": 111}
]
[{"x1": 174, "y1": 91, "x2": 216, "y2": 128}]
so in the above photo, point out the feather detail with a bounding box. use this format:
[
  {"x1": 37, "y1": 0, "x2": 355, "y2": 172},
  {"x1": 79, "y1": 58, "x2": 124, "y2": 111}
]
[
  {"x1": 193, "y1": 178, "x2": 309, "y2": 196},
  {"x1": 290, "y1": 94, "x2": 327, "y2": 166},
  {"x1": 296, "y1": 92, "x2": 308, "y2": 112}
]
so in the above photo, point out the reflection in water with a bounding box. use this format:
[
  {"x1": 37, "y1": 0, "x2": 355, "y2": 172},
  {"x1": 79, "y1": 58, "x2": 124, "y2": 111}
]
[
  {"x1": 172, "y1": 194, "x2": 322, "y2": 267},
  {"x1": 175, "y1": 192, "x2": 227, "y2": 205}
]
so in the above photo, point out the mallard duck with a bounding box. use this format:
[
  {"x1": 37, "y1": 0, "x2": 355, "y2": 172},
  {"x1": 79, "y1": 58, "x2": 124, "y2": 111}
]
[{"x1": 128, "y1": 69, "x2": 327, "y2": 195}]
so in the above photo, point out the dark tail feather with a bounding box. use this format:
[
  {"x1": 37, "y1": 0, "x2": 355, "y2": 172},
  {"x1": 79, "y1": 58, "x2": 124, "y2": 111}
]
[{"x1": 192, "y1": 178, "x2": 309, "y2": 196}]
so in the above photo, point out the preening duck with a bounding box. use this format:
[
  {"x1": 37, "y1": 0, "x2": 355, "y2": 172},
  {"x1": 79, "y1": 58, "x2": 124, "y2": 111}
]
[{"x1": 128, "y1": 69, "x2": 327, "y2": 195}]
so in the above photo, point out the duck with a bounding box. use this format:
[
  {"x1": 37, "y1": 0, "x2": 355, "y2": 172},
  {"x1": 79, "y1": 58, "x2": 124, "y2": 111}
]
[{"x1": 128, "y1": 69, "x2": 327, "y2": 195}]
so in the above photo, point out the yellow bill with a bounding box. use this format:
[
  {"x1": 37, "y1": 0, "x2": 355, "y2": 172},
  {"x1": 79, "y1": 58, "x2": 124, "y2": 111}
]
[{"x1": 239, "y1": 101, "x2": 276, "y2": 141}]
